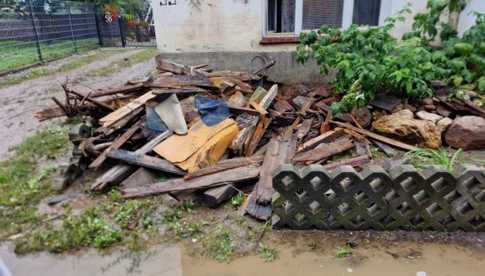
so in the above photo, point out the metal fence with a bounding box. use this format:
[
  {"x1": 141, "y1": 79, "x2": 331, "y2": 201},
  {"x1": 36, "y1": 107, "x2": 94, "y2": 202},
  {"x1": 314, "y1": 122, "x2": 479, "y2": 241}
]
[
  {"x1": 0, "y1": 1, "x2": 156, "y2": 76},
  {"x1": 0, "y1": 0, "x2": 103, "y2": 74}
]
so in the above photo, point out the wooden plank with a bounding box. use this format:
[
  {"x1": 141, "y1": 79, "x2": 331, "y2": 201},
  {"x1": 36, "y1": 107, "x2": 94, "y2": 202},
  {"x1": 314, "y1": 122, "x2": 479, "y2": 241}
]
[
  {"x1": 97, "y1": 106, "x2": 144, "y2": 136},
  {"x1": 107, "y1": 149, "x2": 186, "y2": 176},
  {"x1": 254, "y1": 136, "x2": 297, "y2": 204},
  {"x1": 151, "y1": 75, "x2": 215, "y2": 89},
  {"x1": 198, "y1": 184, "x2": 238, "y2": 208},
  {"x1": 89, "y1": 121, "x2": 142, "y2": 169},
  {"x1": 184, "y1": 155, "x2": 264, "y2": 180},
  {"x1": 91, "y1": 131, "x2": 172, "y2": 191},
  {"x1": 156, "y1": 57, "x2": 189, "y2": 74},
  {"x1": 149, "y1": 87, "x2": 207, "y2": 94},
  {"x1": 294, "y1": 137, "x2": 354, "y2": 163},
  {"x1": 99, "y1": 92, "x2": 156, "y2": 128},
  {"x1": 245, "y1": 116, "x2": 272, "y2": 156},
  {"x1": 120, "y1": 168, "x2": 161, "y2": 189},
  {"x1": 91, "y1": 83, "x2": 145, "y2": 98},
  {"x1": 322, "y1": 155, "x2": 370, "y2": 171},
  {"x1": 296, "y1": 118, "x2": 313, "y2": 140},
  {"x1": 122, "y1": 165, "x2": 260, "y2": 199},
  {"x1": 66, "y1": 87, "x2": 114, "y2": 111},
  {"x1": 297, "y1": 129, "x2": 344, "y2": 152},
  {"x1": 249, "y1": 84, "x2": 278, "y2": 115},
  {"x1": 373, "y1": 140, "x2": 397, "y2": 157},
  {"x1": 332, "y1": 121, "x2": 418, "y2": 151}
]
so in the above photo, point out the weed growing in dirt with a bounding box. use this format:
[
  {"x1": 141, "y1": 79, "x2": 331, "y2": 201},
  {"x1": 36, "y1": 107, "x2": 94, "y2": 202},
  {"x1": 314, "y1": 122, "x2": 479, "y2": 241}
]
[
  {"x1": 0, "y1": 126, "x2": 69, "y2": 238},
  {"x1": 202, "y1": 225, "x2": 235, "y2": 263},
  {"x1": 258, "y1": 243, "x2": 279, "y2": 262},
  {"x1": 230, "y1": 192, "x2": 245, "y2": 208},
  {"x1": 15, "y1": 207, "x2": 122, "y2": 254},
  {"x1": 336, "y1": 245, "x2": 352, "y2": 258},
  {"x1": 406, "y1": 148, "x2": 462, "y2": 171}
]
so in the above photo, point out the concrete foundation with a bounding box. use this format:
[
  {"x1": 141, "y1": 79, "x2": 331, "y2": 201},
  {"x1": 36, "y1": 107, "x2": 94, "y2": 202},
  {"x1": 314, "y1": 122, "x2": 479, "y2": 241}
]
[{"x1": 158, "y1": 51, "x2": 328, "y2": 84}]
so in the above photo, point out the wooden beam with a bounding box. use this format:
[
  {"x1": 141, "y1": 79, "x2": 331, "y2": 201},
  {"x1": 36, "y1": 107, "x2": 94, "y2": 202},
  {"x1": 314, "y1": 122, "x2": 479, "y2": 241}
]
[
  {"x1": 294, "y1": 137, "x2": 354, "y2": 163},
  {"x1": 107, "y1": 149, "x2": 186, "y2": 176},
  {"x1": 184, "y1": 155, "x2": 264, "y2": 180},
  {"x1": 122, "y1": 165, "x2": 260, "y2": 199}
]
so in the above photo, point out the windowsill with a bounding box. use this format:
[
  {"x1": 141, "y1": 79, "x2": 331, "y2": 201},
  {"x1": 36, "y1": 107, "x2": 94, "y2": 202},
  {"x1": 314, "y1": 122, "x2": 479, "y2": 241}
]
[{"x1": 260, "y1": 35, "x2": 299, "y2": 45}]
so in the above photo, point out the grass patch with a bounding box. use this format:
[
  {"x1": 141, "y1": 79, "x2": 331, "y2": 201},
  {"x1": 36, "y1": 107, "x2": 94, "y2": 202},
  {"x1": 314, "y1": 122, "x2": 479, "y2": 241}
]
[
  {"x1": 86, "y1": 48, "x2": 158, "y2": 77},
  {"x1": 0, "y1": 48, "x2": 128, "y2": 88},
  {"x1": 336, "y1": 245, "x2": 352, "y2": 258},
  {"x1": 406, "y1": 148, "x2": 463, "y2": 171},
  {"x1": 258, "y1": 243, "x2": 279, "y2": 262},
  {"x1": 0, "y1": 126, "x2": 69, "y2": 238},
  {"x1": 202, "y1": 225, "x2": 235, "y2": 263}
]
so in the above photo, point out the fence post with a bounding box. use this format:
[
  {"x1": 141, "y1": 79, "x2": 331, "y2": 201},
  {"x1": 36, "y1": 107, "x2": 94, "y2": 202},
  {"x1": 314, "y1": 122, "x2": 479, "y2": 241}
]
[
  {"x1": 67, "y1": 2, "x2": 78, "y2": 53},
  {"x1": 118, "y1": 16, "x2": 126, "y2": 47},
  {"x1": 94, "y1": 5, "x2": 104, "y2": 46},
  {"x1": 27, "y1": 0, "x2": 43, "y2": 63}
]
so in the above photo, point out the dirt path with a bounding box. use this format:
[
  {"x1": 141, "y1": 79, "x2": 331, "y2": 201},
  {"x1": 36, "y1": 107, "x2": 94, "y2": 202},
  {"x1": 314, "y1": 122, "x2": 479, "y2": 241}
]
[{"x1": 0, "y1": 48, "x2": 156, "y2": 160}]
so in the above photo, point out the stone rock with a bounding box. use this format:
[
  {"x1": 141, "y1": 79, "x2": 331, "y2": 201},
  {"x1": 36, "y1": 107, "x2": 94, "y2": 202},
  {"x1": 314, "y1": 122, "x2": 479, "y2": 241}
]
[
  {"x1": 372, "y1": 109, "x2": 442, "y2": 149},
  {"x1": 445, "y1": 116, "x2": 485, "y2": 150},
  {"x1": 424, "y1": 104, "x2": 437, "y2": 111},
  {"x1": 437, "y1": 117, "x2": 453, "y2": 131},
  {"x1": 416, "y1": 111, "x2": 443, "y2": 123},
  {"x1": 422, "y1": 98, "x2": 434, "y2": 105}
]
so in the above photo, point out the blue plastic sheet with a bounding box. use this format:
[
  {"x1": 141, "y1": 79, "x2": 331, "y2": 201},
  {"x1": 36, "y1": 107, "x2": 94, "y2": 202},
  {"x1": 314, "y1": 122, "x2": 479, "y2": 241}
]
[
  {"x1": 194, "y1": 96, "x2": 230, "y2": 126},
  {"x1": 145, "y1": 106, "x2": 168, "y2": 133}
]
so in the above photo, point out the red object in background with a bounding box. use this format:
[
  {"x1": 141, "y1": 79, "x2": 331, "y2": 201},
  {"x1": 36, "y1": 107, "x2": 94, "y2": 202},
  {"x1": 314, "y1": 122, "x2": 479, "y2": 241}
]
[{"x1": 104, "y1": 4, "x2": 120, "y2": 20}]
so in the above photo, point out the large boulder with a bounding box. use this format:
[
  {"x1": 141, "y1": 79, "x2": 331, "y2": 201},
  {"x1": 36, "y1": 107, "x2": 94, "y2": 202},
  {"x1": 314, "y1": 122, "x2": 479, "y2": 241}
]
[
  {"x1": 445, "y1": 116, "x2": 485, "y2": 150},
  {"x1": 372, "y1": 109, "x2": 442, "y2": 149}
]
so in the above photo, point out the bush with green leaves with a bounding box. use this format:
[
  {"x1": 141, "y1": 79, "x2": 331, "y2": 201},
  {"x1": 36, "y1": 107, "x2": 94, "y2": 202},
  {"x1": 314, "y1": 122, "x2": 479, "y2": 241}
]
[{"x1": 296, "y1": 2, "x2": 485, "y2": 112}]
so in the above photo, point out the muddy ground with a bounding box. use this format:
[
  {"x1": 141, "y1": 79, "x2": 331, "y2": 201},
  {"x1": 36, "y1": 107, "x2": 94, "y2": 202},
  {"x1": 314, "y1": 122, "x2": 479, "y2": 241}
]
[{"x1": 1, "y1": 49, "x2": 485, "y2": 276}]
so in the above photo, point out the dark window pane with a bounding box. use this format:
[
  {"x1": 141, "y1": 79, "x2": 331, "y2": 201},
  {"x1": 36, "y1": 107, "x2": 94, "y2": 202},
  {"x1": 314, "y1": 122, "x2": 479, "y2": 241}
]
[
  {"x1": 353, "y1": 0, "x2": 381, "y2": 26},
  {"x1": 302, "y1": 0, "x2": 344, "y2": 30},
  {"x1": 267, "y1": 0, "x2": 295, "y2": 33}
]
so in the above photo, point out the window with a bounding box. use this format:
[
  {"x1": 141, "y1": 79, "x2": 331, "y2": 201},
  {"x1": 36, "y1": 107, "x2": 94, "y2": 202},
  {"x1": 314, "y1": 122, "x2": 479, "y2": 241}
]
[
  {"x1": 302, "y1": 0, "x2": 344, "y2": 30},
  {"x1": 267, "y1": 0, "x2": 296, "y2": 33},
  {"x1": 353, "y1": 0, "x2": 381, "y2": 26},
  {"x1": 265, "y1": 0, "x2": 383, "y2": 35}
]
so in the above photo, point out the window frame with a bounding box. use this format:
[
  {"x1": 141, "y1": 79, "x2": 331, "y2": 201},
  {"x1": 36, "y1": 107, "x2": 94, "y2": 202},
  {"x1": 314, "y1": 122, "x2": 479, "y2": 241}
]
[{"x1": 263, "y1": 0, "x2": 387, "y2": 39}]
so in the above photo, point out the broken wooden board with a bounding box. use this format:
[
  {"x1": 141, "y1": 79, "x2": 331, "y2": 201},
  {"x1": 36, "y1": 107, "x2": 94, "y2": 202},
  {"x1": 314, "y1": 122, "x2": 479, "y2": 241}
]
[
  {"x1": 154, "y1": 119, "x2": 239, "y2": 173},
  {"x1": 296, "y1": 118, "x2": 313, "y2": 141},
  {"x1": 322, "y1": 155, "x2": 370, "y2": 171},
  {"x1": 91, "y1": 83, "x2": 145, "y2": 98},
  {"x1": 198, "y1": 184, "x2": 238, "y2": 208},
  {"x1": 107, "y1": 149, "x2": 186, "y2": 176},
  {"x1": 332, "y1": 121, "x2": 418, "y2": 151},
  {"x1": 100, "y1": 92, "x2": 156, "y2": 128},
  {"x1": 184, "y1": 155, "x2": 264, "y2": 180},
  {"x1": 231, "y1": 114, "x2": 259, "y2": 154},
  {"x1": 293, "y1": 137, "x2": 354, "y2": 164},
  {"x1": 254, "y1": 136, "x2": 296, "y2": 204},
  {"x1": 120, "y1": 167, "x2": 161, "y2": 189},
  {"x1": 151, "y1": 75, "x2": 215, "y2": 89},
  {"x1": 244, "y1": 116, "x2": 272, "y2": 157},
  {"x1": 89, "y1": 121, "x2": 142, "y2": 170},
  {"x1": 122, "y1": 166, "x2": 260, "y2": 199},
  {"x1": 156, "y1": 57, "x2": 190, "y2": 74},
  {"x1": 249, "y1": 84, "x2": 278, "y2": 115},
  {"x1": 91, "y1": 131, "x2": 171, "y2": 191},
  {"x1": 297, "y1": 129, "x2": 344, "y2": 152}
]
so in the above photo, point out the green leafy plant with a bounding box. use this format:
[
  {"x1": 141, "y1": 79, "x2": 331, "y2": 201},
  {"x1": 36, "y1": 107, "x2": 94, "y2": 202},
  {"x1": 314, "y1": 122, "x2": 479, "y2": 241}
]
[
  {"x1": 406, "y1": 148, "x2": 462, "y2": 171},
  {"x1": 202, "y1": 226, "x2": 234, "y2": 263},
  {"x1": 336, "y1": 245, "x2": 352, "y2": 258},
  {"x1": 230, "y1": 192, "x2": 245, "y2": 208},
  {"x1": 258, "y1": 243, "x2": 279, "y2": 262}
]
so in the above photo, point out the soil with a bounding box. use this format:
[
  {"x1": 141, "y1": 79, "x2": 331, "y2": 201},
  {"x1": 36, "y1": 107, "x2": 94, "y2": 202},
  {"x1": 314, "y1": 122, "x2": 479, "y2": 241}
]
[{"x1": 0, "y1": 48, "x2": 155, "y2": 160}]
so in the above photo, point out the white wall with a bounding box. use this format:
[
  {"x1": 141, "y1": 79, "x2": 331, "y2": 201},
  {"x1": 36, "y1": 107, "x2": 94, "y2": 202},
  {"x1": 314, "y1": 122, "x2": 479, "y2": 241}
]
[
  {"x1": 152, "y1": 0, "x2": 294, "y2": 53},
  {"x1": 152, "y1": 0, "x2": 485, "y2": 53}
]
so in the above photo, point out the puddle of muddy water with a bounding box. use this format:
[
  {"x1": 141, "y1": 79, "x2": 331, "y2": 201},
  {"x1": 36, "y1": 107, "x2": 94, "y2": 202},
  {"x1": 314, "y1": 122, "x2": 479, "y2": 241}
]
[
  {"x1": 182, "y1": 241, "x2": 485, "y2": 276},
  {"x1": 0, "y1": 244, "x2": 182, "y2": 276}
]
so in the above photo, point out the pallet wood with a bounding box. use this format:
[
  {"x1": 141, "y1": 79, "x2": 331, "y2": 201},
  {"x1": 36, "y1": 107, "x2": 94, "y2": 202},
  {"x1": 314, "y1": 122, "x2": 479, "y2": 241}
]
[
  {"x1": 245, "y1": 116, "x2": 272, "y2": 156},
  {"x1": 198, "y1": 184, "x2": 238, "y2": 208},
  {"x1": 184, "y1": 155, "x2": 264, "y2": 180},
  {"x1": 122, "y1": 165, "x2": 260, "y2": 199},
  {"x1": 322, "y1": 155, "x2": 370, "y2": 171},
  {"x1": 107, "y1": 149, "x2": 185, "y2": 176},
  {"x1": 332, "y1": 121, "x2": 418, "y2": 151},
  {"x1": 100, "y1": 92, "x2": 156, "y2": 128},
  {"x1": 297, "y1": 129, "x2": 344, "y2": 152},
  {"x1": 89, "y1": 121, "x2": 142, "y2": 169},
  {"x1": 91, "y1": 131, "x2": 171, "y2": 191},
  {"x1": 294, "y1": 137, "x2": 354, "y2": 163}
]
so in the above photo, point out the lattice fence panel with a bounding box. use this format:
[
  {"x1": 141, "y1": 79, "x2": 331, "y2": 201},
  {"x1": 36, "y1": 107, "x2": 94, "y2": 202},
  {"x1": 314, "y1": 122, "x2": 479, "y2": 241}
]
[{"x1": 272, "y1": 164, "x2": 485, "y2": 231}]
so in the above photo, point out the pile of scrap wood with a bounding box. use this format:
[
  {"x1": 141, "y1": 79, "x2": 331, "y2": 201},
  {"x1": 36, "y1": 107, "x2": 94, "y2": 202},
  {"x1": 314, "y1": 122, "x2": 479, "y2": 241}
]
[{"x1": 36, "y1": 55, "x2": 485, "y2": 221}]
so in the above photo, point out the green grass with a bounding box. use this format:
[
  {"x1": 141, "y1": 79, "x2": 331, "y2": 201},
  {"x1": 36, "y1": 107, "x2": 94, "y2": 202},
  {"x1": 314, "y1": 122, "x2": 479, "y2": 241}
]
[
  {"x1": 0, "y1": 126, "x2": 69, "y2": 238},
  {"x1": 86, "y1": 48, "x2": 158, "y2": 77},
  {"x1": 258, "y1": 243, "x2": 279, "y2": 262},
  {"x1": 406, "y1": 148, "x2": 463, "y2": 171},
  {"x1": 0, "y1": 38, "x2": 99, "y2": 73},
  {"x1": 0, "y1": 48, "x2": 129, "y2": 88},
  {"x1": 202, "y1": 225, "x2": 235, "y2": 263},
  {"x1": 336, "y1": 245, "x2": 352, "y2": 258}
]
